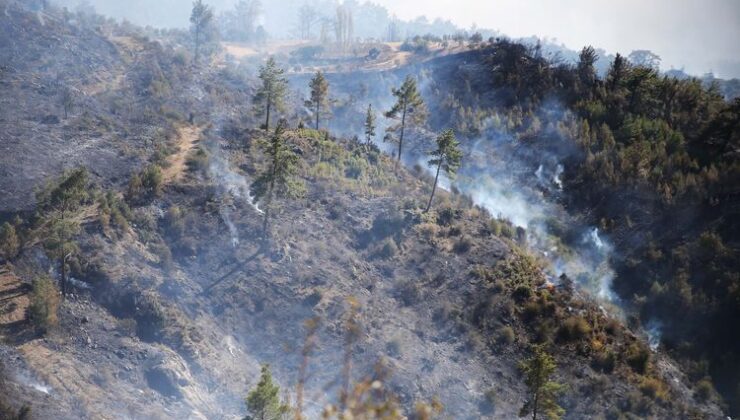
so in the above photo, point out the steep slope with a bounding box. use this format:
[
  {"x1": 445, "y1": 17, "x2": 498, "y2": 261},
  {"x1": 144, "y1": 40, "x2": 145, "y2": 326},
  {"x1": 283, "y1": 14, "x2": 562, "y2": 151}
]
[{"x1": 0, "y1": 2, "x2": 730, "y2": 419}]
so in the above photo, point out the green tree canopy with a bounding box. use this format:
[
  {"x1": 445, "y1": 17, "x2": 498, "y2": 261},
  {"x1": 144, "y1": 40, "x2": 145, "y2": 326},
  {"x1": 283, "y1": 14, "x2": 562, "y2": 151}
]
[
  {"x1": 425, "y1": 129, "x2": 462, "y2": 212},
  {"x1": 190, "y1": 0, "x2": 215, "y2": 64},
  {"x1": 36, "y1": 168, "x2": 89, "y2": 297},
  {"x1": 251, "y1": 120, "x2": 303, "y2": 238},
  {"x1": 385, "y1": 75, "x2": 426, "y2": 168},
  {"x1": 245, "y1": 365, "x2": 289, "y2": 420},
  {"x1": 254, "y1": 57, "x2": 288, "y2": 131},
  {"x1": 364, "y1": 104, "x2": 376, "y2": 146},
  {"x1": 519, "y1": 346, "x2": 565, "y2": 420},
  {"x1": 306, "y1": 70, "x2": 330, "y2": 130}
]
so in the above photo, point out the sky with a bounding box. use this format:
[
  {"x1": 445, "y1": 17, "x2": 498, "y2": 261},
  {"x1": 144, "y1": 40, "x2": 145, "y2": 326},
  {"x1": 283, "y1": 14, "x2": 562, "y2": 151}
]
[
  {"x1": 56, "y1": 0, "x2": 740, "y2": 78},
  {"x1": 373, "y1": 0, "x2": 740, "y2": 78}
]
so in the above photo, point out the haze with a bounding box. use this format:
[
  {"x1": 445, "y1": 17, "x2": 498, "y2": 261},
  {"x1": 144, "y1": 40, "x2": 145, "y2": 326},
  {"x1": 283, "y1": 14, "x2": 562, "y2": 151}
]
[
  {"x1": 58, "y1": 0, "x2": 740, "y2": 78},
  {"x1": 374, "y1": 0, "x2": 740, "y2": 78}
]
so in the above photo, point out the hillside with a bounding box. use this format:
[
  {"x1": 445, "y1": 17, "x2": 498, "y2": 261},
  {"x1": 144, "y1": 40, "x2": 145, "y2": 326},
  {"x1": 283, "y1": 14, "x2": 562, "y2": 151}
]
[{"x1": 0, "y1": 1, "x2": 736, "y2": 419}]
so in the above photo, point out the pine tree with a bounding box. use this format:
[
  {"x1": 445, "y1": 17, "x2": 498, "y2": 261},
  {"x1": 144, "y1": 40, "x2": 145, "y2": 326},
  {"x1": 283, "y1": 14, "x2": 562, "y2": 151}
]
[
  {"x1": 385, "y1": 75, "x2": 426, "y2": 169},
  {"x1": 37, "y1": 168, "x2": 89, "y2": 297},
  {"x1": 245, "y1": 365, "x2": 289, "y2": 420},
  {"x1": 254, "y1": 57, "x2": 288, "y2": 131},
  {"x1": 190, "y1": 0, "x2": 214, "y2": 65},
  {"x1": 251, "y1": 120, "x2": 303, "y2": 239},
  {"x1": 519, "y1": 346, "x2": 565, "y2": 420},
  {"x1": 364, "y1": 104, "x2": 376, "y2": 146},
  {"x1": 306, "y1": 71, "x2": 330, "y2": 130},
  {"x1": 425, "y1": 129, "x2": 462, "y2": 212}
]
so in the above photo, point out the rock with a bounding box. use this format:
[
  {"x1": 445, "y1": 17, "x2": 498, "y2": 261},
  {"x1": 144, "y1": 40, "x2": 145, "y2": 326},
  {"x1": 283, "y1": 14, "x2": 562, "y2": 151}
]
[
  {"x1": 40, "y1": 114, "x2": 60, "y2": 124},
  {"x1": 145, "y1": 365, "x2": 184, "y2": 400}
]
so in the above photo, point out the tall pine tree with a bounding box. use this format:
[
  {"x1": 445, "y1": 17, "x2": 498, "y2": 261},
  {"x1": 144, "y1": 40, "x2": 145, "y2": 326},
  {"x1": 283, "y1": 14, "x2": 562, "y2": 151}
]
[
  {"x1": 190, "y1": 0, "x2": 214, "y2": 65},
  {"x1": 254, "y1": 57, "x2": 288, "y2": 131},
  {"x1": 425, "y1": 129, "x2": 462, "y2": 212},
  {"x1": 520, "y1": 346, "x2": 565, "y2": 420},
  {"x1": 306, "y1": 71, "x2": 330, "y2": 130},
  {"x1": 250, "y1": 120, "x2": 303, "y2": 239},
  {"x1": 385, "y1": 75, "x2": 426, "y2": 169},
  {"x1": 364, "y1": 104, "x2": 376, "y2": 146}
]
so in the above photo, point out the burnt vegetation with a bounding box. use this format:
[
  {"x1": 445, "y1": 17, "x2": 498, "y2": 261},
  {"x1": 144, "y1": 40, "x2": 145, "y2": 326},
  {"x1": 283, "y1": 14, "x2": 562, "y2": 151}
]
[{"x1": 0, "y1": 0, "x2": 737, "y2": 419}]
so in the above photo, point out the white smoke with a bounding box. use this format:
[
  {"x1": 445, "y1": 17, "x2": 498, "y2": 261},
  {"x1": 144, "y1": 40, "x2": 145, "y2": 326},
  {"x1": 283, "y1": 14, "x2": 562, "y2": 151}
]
[
  {"x1": 441, "y1": 116, "x2": 620, "y2": 305},
  {"x1": 206, "y1": 139, "x2": 263, "y2": 248},
  {"x1": 646, "y1": 320, "x2": 663, "y2": 351},
  {"x1": 14, "y1": 369, "x2": 52, "y2": 395}
]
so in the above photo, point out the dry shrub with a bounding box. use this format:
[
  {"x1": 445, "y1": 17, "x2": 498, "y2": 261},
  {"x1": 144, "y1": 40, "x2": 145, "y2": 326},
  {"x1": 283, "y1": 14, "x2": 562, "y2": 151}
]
[
  {"x1": 557, "y1": 316, "x2": 592, "y2": 341},
  {"x1": 28, "y1": 276, "x2": 60, "y2": 334},
  {"x1": 415, "y1": 222, "x2": 440, "y2": 243},
  {"x1": 639, "y1": 377, "x2": 669, "y2": 401}
]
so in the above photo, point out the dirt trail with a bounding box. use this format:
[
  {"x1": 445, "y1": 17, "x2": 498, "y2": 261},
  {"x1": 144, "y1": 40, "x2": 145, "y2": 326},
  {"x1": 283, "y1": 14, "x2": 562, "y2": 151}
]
[{"x1": 163, "y1": 125, "x2": 202, "y2": 184}]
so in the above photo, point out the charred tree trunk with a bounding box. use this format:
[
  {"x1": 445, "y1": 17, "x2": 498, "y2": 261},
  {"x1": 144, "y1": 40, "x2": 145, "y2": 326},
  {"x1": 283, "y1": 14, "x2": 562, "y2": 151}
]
[
  {"x1": 425, "y1": 160, "x2": 442, "y2": 213},
  {"x1": 395, "y1": 103, "x2": 407, "y2": 171},
  {"x1": 265, "y1": 92, "x2": 272, "y2": 131}
]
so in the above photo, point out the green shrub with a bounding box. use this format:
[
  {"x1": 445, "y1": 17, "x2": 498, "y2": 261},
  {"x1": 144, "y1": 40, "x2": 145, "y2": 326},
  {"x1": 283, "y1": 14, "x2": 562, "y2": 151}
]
[
  {"x1": 373, "y1": 237, "x2": 398, "y2": 259},
  {"x1": 0, "y1": 222, "x2": 20, "y2": 261},
  {"x1": 344, "y1": 155, "x2": 367, "y2": 179},
  {"x1": 512, "y1": 284, "x2": 533, "y2": 302},
  {"x1": 695, "y1": 377, "x2": 716, "y2": 402},
  {"x1": 436, "y1": 207, "x2": 459, "y2": 226},
  {"x1": 522, "y1": 300, "x2": 542, "y2": 321},
  {"x1": 28, "y1": 276, "x2": 60, "y2": 334},
  {"x1": 639, "y1": 377, "x2": 668, "y2": 401},
  {"x1": 625, "y1": 343, "x2": 650, "y2": 374},
  {"x1": 497, "y1": 326, "x2": 516, "y2": 345},
  {"x1": 592, "y1": 350, "x2": 616, "y2": 373},
  {"x1": 557, "y1": 316, "x2": 592, "y2": 341},
  {"x1": 149, "y1": 241, "x2": 173, "y2": 269},
  {"x1": 141, "y1": 165, "x2": 163, "y2": 197}
]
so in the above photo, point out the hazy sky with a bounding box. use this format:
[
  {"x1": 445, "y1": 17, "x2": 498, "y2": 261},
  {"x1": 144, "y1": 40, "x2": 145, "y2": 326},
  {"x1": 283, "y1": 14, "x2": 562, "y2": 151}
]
[{"x1": 374, "y1": 0, "x2": 740, "y2": 78}]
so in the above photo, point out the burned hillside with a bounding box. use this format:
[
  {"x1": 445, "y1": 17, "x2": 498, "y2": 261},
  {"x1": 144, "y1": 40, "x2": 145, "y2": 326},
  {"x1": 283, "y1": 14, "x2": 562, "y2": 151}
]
[{"x1": 0, "y1": 0, "x2": 737, "y2": 419}]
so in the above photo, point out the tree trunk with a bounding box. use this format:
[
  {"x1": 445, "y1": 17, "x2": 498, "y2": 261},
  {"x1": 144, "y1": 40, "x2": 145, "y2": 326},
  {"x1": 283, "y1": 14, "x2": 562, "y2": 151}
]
[
  {"x1": 265, "y1": 93, "x2": 272, "y2": 131},
  {"x1": 532, "y1": 389, "x2": 539, "y2": 420},
  {"x1": 315, "y1": 100, "x2": 320, "y2": 130},
  {"x1": 262, "y1": 173, "x2": 276, "y2": 240},
  {"x1": 60, "y1": 208, "x2": 67, "y2": 298},
  {"x1": 194, "y1": 29, "x2": 200, "y2": 65},
  {"x1": 60, "y1": 254, "x2": 67, "y2": 298},
  {"x1": 425, "y1": 161, "x2": 442, "y2": 213},
  {"x1": 395, "y1": 103, "x2": 407, "y2": 171},
  {"x1": 262, "y1": 195, "x2": 272, "y2": 240}
]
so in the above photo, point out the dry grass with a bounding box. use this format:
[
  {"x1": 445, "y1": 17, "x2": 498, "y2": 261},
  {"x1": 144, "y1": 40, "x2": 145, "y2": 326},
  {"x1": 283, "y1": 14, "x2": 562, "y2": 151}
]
[{"x1": 162, "y1": 125, "x2": 202, "y2": 184}]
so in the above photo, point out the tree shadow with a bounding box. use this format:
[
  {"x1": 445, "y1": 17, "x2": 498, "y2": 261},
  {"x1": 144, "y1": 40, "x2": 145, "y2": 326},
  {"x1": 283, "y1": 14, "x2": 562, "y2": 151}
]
[{"x1": 201, "y1": 244, "x2": 266, "y2": 295}]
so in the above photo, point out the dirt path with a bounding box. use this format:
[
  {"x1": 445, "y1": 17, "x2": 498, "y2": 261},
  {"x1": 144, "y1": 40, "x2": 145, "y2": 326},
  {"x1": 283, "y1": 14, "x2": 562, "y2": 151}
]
[{"x1": 163, "y1": 125, "x2": 202, "y2": 184}]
